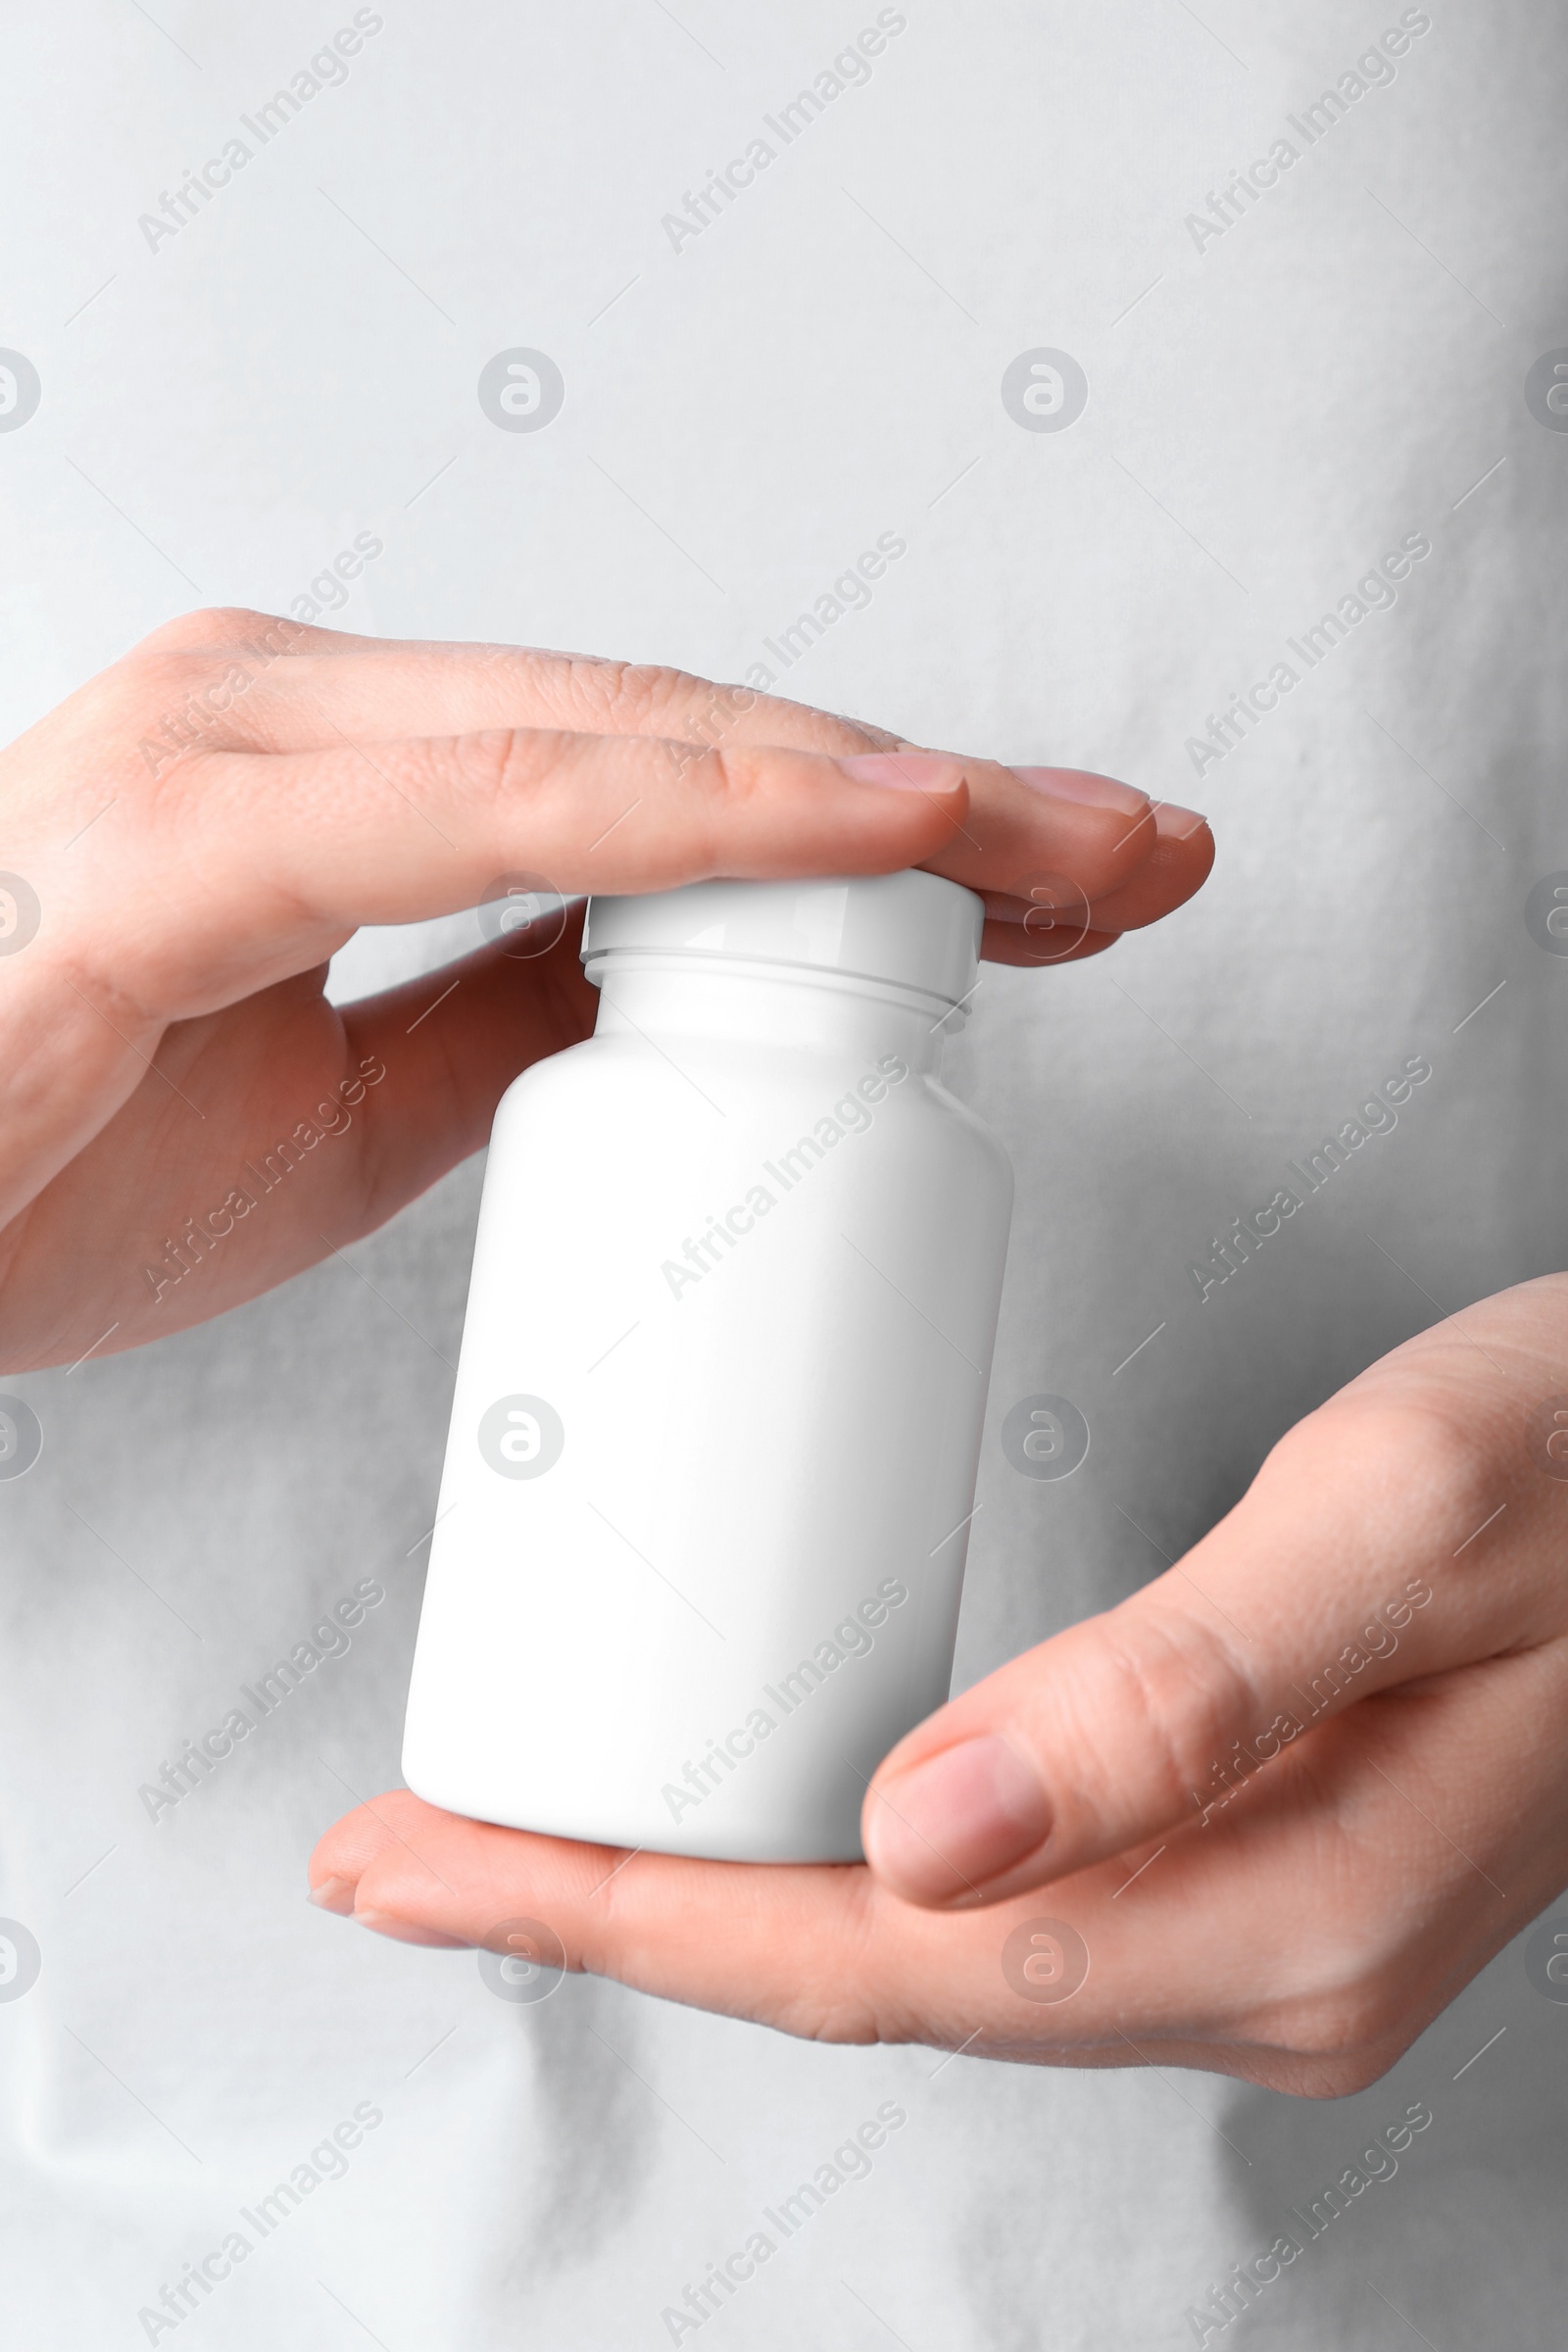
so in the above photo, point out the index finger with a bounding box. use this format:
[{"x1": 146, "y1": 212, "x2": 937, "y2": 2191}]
[
  {"x1": 0, "y1": 727, "x2": 972, "y2": 1226},
  {"x1": 106, "y1": 612, "x2": 1208, "y2": 944}
]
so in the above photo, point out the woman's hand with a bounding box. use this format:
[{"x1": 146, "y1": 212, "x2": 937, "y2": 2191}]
[
  {"x1": 311, "y1": 1276, "x2": 1568, "y2": 2097},
  {"x1": 0, "y1": 609, "x2": 1209, "y2": 1371}
]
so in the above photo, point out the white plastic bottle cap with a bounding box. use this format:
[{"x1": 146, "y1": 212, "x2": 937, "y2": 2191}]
[{"x1": 581, "y1": 872, "x2": 983, "y2": 1007}]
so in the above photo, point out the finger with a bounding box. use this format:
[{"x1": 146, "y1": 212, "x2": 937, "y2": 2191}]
[
  {"x1": 336, "y1": 925, "x2": 599, "y2": 1225},
  {"x1": 309, "y1": 1642, "x2": 1564, "y2": 2090},
  {"x1": 0, "y1": 735, "x2": 967, "y2": 1223},
  {"x1": 115, "y1": 614, "x2": 1201, "y2": 934},
  {"x1": 123, "y1": 616, "x2": 905, "y2": 760},
  {"x1": 304, "y1": 1785, "x2": 1256, "y2": 2057},
  {"x1": 2, "y1": 919, "x2": 601, "y2": 1367},
  {"x1": 901, "y1": 758, "x2": 1163, "y2": 911},
  {"x1": 860, "y1": 1388, "x2": 1530, "y2": 1910},
  {"x1": 1075, "y1": 801, "x2": 1214, "y2": 930},
  {"x1": 59, "y1": 733, "x2": 969, "y2": 1012},
  {"x1": 309, "y1": 1788, "x2": 1000, "y2": 2049},
  {"x1": 979, "y1": 923, "x2": 1120, "y2": 966},
  {"x1": 906, "y1": 764, "x2": 1211, "y2": 946},
  {"x1": 979, "y1": 805, "x2": 1213, "y2": 947}
]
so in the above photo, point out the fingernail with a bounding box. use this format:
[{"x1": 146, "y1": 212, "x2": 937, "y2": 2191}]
[
  {"x1": 307, "y1": 1876, "x2": 357, "y2": 1916},
  {"x1": 837, "y1": 751, "x2": 966, "y2": 793},
  {"x1": 353, "y1": 1908, "x2": 472, "y2": 1949},
  {"x1": 864, "y1": 1734, "x2": 1052, "y2": 1904},
  {"x1": 1153, "y1": 801, "x2": 1210, "y2": 840},
  {"x1": 1010, "y1": 767, "x2": 1150, "y2": 818}
]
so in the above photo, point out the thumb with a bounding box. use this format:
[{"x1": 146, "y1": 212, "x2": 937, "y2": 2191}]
[{"x1": 860, "y1": 1404, "x2": 1456, "y2": 1909}]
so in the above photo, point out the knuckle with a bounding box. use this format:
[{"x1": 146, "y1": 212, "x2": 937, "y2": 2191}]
[
  {"x1": 1274, "y1": 1979, "x2": 1411, "y2": 2074},
  {"x1": 516, "y1": 651, "x2": 894, "y2": 760},
  {"x1": 1318, "y1": 2057, "x2": 1399, "y2": 2096},
  {"x1": 560, "y1": 657, "x2": 710, "y2": 735},
  {"x1": 741, "y1": 698, "x2": 891, "y2": 756},
  {"x1": 44, "y1": 932, "x2": 164, "y2": 1038},
  {"x1": 1257, "y1": 1899, "x2": 1430, "y2": 2076},
  {"x1": 1276, "y1": 1390, "x2": 1497, "y2": 1559},
  {"x1": 109, "y1": 641, "x2": 274, "y2": 760},
  {"x1": 455, "y1": 724, "x2": 560, "y2": 805},
  {"x1": 1094, "y1": 1607, "x2": 1260, "y2": 1812},
  {"x1": 691, "y1": 741, "x2": 769, "y2": 808},
  {"x1": 1394, "y1": 1396, "x2": 1498, "y2": 1528},
  {"x1": 130, "y1": 606, "x2": 279, "y2": 657},
  {"x1": 815, "y1": 712, "x2": 900, "y2": 753},
  {"x1": 114, "y1": 644, "x2": 220, "y2": 714}
]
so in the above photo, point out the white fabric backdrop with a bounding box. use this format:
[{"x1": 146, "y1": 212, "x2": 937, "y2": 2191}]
[{"x1": 1, "y1": 1, "x2": 1565, "y2": 2343}]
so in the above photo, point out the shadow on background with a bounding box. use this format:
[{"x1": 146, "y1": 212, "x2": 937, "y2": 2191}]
[{"x1": 1203, "y1": 1920, "x2": 1568, "y2": 2348}]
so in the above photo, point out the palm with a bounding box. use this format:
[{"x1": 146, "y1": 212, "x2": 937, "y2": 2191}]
[
  {"x1": 312, "y1": 1285, "x2": 1568, "y2": 2095},
  {"x1": 0, "y1": 933, "x2": 598, "y2": 1370},
  {"x1": 308, "y1": 1661, "x2": 1516, "y2": 2095}
]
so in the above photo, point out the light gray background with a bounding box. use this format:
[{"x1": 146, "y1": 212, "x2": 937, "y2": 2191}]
[{"x1": 2, "y1": 1, "x2": 1566, "y2": 2344}]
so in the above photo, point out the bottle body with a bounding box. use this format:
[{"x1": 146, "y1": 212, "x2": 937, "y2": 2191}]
[{"x1": 402, "y1": 915, "x2": 1013, "y2": 1861}]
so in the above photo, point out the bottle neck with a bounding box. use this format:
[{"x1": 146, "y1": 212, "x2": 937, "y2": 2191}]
[{"x1": 589, "y1": 955, "x2": 961, "y2": 1076}]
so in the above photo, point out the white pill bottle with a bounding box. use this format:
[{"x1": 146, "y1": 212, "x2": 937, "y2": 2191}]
[{"x1": 402, "y1": 871, "x2": 1014, "y2": 1861}]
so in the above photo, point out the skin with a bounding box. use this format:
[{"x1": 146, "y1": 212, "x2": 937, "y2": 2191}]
[
  {"x1": 0, "y1": 610, "x2": 1208, "y2": 1370},
  {"x1": 313, "y1": 1286, "x2": 1568, "y2": 2098},
  {"x1": 15, "y1": 615, "x2": 1565, "y2": 2096},
  {"x1": 71, "y1": 611, "x2": 1568, "y2": 2099}
]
